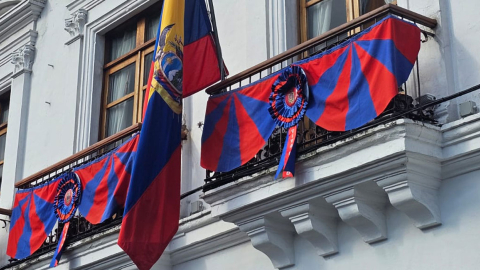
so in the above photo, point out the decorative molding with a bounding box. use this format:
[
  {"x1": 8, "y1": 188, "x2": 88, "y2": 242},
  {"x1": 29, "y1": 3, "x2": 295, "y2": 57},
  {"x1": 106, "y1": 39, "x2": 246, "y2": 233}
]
[
  {"x1": 237, "y1": 213, "x2": 295, "y2": 269},
  {"x1": 0, "y1": 0, "x2": 46, "y2": 44},
  {"x1": 280, "y1": 199, "x2": 338, "y2": 257},
  {"x1": 67, "y1": 0, "x2": 104, "y2": 12},
  {"x1": 325, "y1": 182, "x2": 388, "y2": 244},
  {"x1": 65, "y1": 9, "x2": 87, "y2": 44},
  {"x1": 11, "y1": 44, "x2": 34, "y2": 78},
  {"x1": 170, "y1": 228, "x2": 249, "y2": 265}
]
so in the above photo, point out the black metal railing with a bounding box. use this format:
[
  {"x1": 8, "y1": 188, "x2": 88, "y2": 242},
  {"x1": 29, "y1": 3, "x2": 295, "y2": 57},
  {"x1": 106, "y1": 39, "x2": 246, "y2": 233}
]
[{"x1": 203, "y1": 4, "x2": 438, "y2": 191}]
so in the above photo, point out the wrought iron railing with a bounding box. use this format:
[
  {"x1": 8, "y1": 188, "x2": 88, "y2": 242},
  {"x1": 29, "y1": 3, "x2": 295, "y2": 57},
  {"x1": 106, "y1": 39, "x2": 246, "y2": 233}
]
[{"x1": 203, "y1": 4, "x2": 438, "y2": 191}]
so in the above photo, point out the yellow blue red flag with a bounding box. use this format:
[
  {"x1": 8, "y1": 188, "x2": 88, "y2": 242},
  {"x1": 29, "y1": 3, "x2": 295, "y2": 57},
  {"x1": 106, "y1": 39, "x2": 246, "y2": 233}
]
[{"x1": 118, "y1": 0, "x2": 224, "y2": 269}]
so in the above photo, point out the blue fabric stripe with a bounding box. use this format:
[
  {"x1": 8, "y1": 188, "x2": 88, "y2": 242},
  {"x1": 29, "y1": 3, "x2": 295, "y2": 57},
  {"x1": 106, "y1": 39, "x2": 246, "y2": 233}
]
[
  {"x1": 345, "y1": 46, "x2": 378, "y2": 130},
  {"x1": 236, "y1": 93, "x2": 276, "y2": 141},
  {"x1": 305, "y1": 48, "x2": 350, "y2": 123},
  {"x1": 124, "y1": 92, "x2": 181, "y2": 214},
  {"x1": 355, "y1": 39, "x2": 414, "y2": 85},
  {"x1": 201, "y1": 97, "x2": 230, "y2": 144},
  {"x1": 217, "y1": 97, "x2": 241, "y2": 172},
  {"x1": 33, "y1": 193, "x2": 57, "y2": 236},
  {"x1": 10, "y1": 197, "x2": 29, "y2": 227},
  {"x1": 184, "y1": 0, "x2": 211, "y2": 45},
  {"x1": 16, "y1": 195, "x2": 32, "y2": 259}
]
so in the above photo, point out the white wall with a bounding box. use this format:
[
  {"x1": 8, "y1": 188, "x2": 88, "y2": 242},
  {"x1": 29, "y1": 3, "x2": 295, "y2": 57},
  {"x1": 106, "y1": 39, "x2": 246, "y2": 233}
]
[
  {"x1": 173, "y1": 170, "x2": 480, "y2": 270},
  {"x1": 21, "y1": 0, "x2": 79, "y2": 176},
  {"x1": 180, "y1": 0, "x2": 269, "y2": 216}
]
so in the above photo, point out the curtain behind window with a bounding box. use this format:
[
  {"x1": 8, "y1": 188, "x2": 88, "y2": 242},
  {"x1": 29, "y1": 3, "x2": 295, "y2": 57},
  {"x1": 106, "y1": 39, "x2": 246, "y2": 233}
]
[
  {"x1": 360, "y1": 0, "x2": 395, "y2": 15},
  {"x1": 109, "y1": 24, "x2": 137, "y2": 62},
  {"x1": 106, "y1": 64, "x2": 136, "y2": 137}
]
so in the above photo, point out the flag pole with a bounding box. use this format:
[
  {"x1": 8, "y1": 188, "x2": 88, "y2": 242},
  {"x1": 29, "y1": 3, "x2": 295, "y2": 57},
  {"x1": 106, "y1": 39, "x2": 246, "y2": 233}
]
[{"x1": 207, "y1": 0, "x2": 226, "y2": 81}]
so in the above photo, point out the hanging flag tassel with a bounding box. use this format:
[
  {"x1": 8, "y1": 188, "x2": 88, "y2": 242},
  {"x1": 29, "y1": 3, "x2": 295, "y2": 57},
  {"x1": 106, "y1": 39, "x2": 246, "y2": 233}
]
[
  {"x1": 50, "y1": 222, "x2": 69, "y2": 267},
  {"x1": 275, "y1": 125, "x2": 298, "y2": 179}
]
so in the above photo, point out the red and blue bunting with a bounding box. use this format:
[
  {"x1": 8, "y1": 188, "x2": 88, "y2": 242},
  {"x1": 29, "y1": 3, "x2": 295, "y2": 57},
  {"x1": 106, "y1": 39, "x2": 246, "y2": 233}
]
[
  {"x1": 75, "y1": 134, "x2": 138, "y2": 225},
  {"x1": 7, "y1": 178, "x2": 60, "y2": 260},
  {"x1": 201, "y1": 15, "x2": 421, "y2": 176},
  {"x1": 6, "y1": 134, "x2": 139, "y2": 262}
]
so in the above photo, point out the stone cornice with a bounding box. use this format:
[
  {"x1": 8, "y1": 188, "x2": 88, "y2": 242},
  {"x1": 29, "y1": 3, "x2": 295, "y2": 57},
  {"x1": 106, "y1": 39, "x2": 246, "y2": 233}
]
[
  {"x1": 66, "y1": 0, "x2": 103, "y2": 12},
  {"x1": 0, "y1": 0, "x2": 45, "y2": 44}
]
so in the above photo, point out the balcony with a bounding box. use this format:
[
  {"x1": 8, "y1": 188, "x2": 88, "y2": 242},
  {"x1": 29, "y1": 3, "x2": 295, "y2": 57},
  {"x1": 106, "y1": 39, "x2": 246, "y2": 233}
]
[
  {"x1": 0, "y1": 3, "x2": 450, "y2": 269},
  {"x1": 1, "y1": 124, "x2": 141, "y2": 269},
  {"x1": 203, "y1": 4, "x2": 437, "y2": 191}
]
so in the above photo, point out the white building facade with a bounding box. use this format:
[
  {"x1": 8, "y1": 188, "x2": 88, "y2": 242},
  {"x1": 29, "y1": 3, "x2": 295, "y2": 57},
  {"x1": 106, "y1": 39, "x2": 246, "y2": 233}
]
[{"x1": 0, "y1": 0, "x2": 480, "y2": 269}]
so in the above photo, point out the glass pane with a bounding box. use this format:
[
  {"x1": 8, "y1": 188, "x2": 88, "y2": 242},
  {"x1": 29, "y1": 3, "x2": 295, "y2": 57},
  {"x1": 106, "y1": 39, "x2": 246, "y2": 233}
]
[
  {"x1": 0, "y1": 92, "x2": 9, "y2": 125},
  {"x1": 143, "y1": 52, "x2": 154, "y2": 85},
  {"x1": 360, "y1": 0, "x2": 392, "y2": 15},
  {"x1": 108, "y1": 63, "x2": 136, "y2": 103},
  {"x1": 0, "y1": 134, "x2": 6, "y2": 161},
  {"x1": 145, "y1": 14, "x2": 161, "y2": 41},
  {"x1": 108, "y1": 23, "x2": 137, "y2": 62},
  {"x1": 0, "y1": 164, "x2": 3, "y2": 189},
  {"x1": 106, "y1": 98, "x2": 134, "y2": 137},
  {"x1": 307, "y1": 0, "x2": 347, "y2": 40}
]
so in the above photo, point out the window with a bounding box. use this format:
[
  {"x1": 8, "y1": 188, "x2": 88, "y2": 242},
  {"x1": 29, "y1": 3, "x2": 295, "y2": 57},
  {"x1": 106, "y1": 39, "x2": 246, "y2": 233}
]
[
  {"x1": 0, "y1": 90, "x2": 10, "y2": 192},
  {"x1": 101, "y1": 4, "x2": 161, "y2": 139},
  {"x1": 300, "y1": 0, "x2": 397, "y2": 43}
]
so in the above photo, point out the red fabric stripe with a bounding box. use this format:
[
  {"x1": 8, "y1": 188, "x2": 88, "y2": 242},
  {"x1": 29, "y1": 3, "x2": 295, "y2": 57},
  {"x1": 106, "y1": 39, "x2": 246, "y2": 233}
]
[
  {"x1": 28, "y1": 198, "x2": 47, "y2": 253},
  {"x1": 85, "y1": 158, "x2": 112, "y2": 224},
  {"x1": 6, "y1": 197, "x2": 28, "y2": 257},
  {"x1": 201, "y1": 99, "x2": 231, "y2": 171},
  {"x1": 205, "y1": 94, "x2": 228, "y2": 115},
  {"x1": 233, "y1": 95, "x2": 266, "y2": 164},
  {"x1": 299, "y1": 46, "x2": 349, "y2": 86},
  {"x1": 316, "y1": 46, "x2": 353, "y2": 130},
  {"x1": 237, "y1": 75, "x2": 279, "y2": 103},
  {"x1": 118, "y1": 146, "x2": 181, "y2": 270},
  {"x1": 183, "y1": 34, "x2": 220, "y2": 97},
  {"x1": 358, "y1": 18, "x2": 420, "y2": 64},
  {"x1": 354, "y1": 43, "x2": 398, "y2": 115}
]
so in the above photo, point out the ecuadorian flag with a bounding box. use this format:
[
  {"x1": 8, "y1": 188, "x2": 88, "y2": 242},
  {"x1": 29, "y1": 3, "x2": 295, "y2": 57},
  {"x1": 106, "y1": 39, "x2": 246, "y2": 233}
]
[{"x1": 118, "y1": 0, "x2": 224, "y2": 269}]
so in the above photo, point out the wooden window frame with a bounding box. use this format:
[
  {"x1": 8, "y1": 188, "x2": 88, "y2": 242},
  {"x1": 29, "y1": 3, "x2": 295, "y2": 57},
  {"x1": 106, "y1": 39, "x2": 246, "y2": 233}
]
[
  {"x1": 100, "y1": 13, "x2": 158, "y2": 140},
  {"x1": 299, "y1": 0, "x2": 396, "y2": 43}
]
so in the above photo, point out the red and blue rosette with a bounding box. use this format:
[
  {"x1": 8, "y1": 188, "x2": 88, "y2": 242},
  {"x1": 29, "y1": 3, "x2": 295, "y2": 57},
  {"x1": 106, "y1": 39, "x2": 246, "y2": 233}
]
[
  {"x1": 268, "y1": 65, "x2": 309, "y2": 179},
  {"x1": 269, "y1": 65, "x2": 309, "y2": 129},
  {"x1": 50, "y1": 172, "x2": 82, "y2": 267}
]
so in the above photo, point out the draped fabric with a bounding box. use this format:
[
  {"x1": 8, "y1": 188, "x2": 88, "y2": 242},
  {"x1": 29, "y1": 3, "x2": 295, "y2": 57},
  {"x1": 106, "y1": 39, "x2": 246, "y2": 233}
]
[
  {"x1": 201, "y1": 15, "x2": 421, "y2": 174},
  {"x1": 106, "y1": 64, "x2": 135, "y2": 137},
  {"x1": 6, "y1": 135, "x2": 139, "y2": 260},
  {"x1": 307, "y1": 0, "x2": 333, "y2": 38},
  {"x1": 7, "y1": 178, "x2": 60, "y2": 259},
  {"x1": 75, "y1": 134, "x2": 138, "y2": 224},
  {"x1": 109, "y1": 24, "x2": 137, "y2": 61}
]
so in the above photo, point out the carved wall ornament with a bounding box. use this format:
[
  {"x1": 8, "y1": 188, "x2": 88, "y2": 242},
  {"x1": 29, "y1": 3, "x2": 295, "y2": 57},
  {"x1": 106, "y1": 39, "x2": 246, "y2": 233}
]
[
  {"x1": 65, "y1": 9, "x2": 88, "y2": 37},
  {"x1": 11, "y1": 45, "x2": 35, "y2": 76}
]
